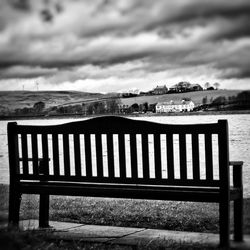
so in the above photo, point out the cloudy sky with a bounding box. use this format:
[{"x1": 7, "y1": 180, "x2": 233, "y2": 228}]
[{"x1": 0, "y1": 0, "x2": 250, "y2": 93}]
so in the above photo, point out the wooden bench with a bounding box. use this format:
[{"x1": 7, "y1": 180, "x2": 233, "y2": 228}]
[{"x1": 7, "y1": 116, "x2": 243, "y2": 247}]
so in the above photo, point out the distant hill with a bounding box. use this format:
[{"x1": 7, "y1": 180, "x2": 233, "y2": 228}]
[
  {"x1": 120, "y1": 90, "x2": 242, "y2": 106},
  {"x1": 0, "y1": 89, "x2": 245, "y2": 113},
  {"x1": 0, "y1": 91, "x2": 107, "y2": 110}
]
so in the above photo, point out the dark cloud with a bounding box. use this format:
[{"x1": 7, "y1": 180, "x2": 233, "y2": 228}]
[
  {"x1": 40, "y1": 9, "x2": 54, "y2": 22},
  {"x1": 0, "y1": 66, "x2": 58, "y2": 79},
  {"x1": 221, "y1": 68, "x2": 250, "y2": 79},
  {"x1": 0, "y1": 0, "x2": 250, "y2": 91},
  {"x1": 10, "y1": 0, "x2": 31, "y2": 12}
]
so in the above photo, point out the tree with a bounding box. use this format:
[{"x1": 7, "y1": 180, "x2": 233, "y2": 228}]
[
  {"x1": 212, "y1": 96, "x2": 226, "y2": 105},
  {"x1": 93, "y1": 102, "x2": 105, "y2": 114},
  {"x1": 142, "y1": 102, "x2": 148, "y2": 113},
  {"x1": 106, "y1": 98, "x2": 120, "y2": 114},
  {"x1": 87, "y1": 104, "x2": 94, "y2": 115},
  {"x1": 72, "y1": 104, "x2": 83, "y2": 114},
  {"x1": 131, "y1": 103, "x2": 139, "y2": 112},
  {"x1": 213, "y1": 82, "x2": 220, "y2": 90},
  {"x1": 202, "y1": 96, "x2": 207, "y2": 105},
  {"x1": 236, "y1": 91, "x2": 250, "y2": 106},
  {"x1": 33, "y1": 101, "x2": 45, "y2": 113},
  {"x1": 204, "y1": 82, "x2": 210, "y2": 90}
]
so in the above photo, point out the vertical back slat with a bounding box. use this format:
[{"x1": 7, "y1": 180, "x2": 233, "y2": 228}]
[
  {"x1": 52, "y1": 134, "x2": 60, "y2": 176},
  {"x1": 141, "y1": 133, "x2": 149, "y2": 179},
  {"x1": 74, "y1": 133, "x2": 81, "y2": 177},
  {"x1": 21, "y1": 133, "x2": 28, "y2": 175},
  {"x1": 167, "y1": 133, "x2": 174, "y2": 180},
  {"x1": 192, "y1": 133, "x2": 200, "y2": 180},
  {"x1": 95, "y1": 134, "x2": 103, "y2": 178},
  {"x1": 130, "y1": 134, "x2": 138, "y2": 179},
  {"x1": 84, "y1": 133, "x2": 92, "y2": 177},
  {"x1": 154, "y1": 133, "x2": 162, "y2": 179},
  {"x1": 205, "y1": 133, "x2": 213, "y2": 181},
  {"x1": 107, "y1": 134, "x2": 114, "y2": 179},
  {"x1": 118, "y1": 133, "x2": 126, "y2": 179},
  {"x1": 179, "y1": 133, "x2": 187, "y2": 180},
  {"x1": 31, "y1": 134, "x2": 39, "y2": 176},
  {"x1": 63, "y1": 134, "x2": 70, "y2": 176},
  {"x1": 41, "y1": 134, "x2": 49, "y2": 176}
]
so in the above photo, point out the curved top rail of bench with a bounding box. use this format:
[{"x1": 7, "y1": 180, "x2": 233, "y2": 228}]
[{"x1": 8, "y1": 115, "x2": 228, "y2": 135}]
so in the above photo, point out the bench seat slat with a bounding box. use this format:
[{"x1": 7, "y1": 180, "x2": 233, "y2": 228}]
[
  {"x1": 17, "y1": 174, "x2": 221, "y2": 187},
  {"x1": 19, "y1": 182, "x2": 224, "y2": 202}
]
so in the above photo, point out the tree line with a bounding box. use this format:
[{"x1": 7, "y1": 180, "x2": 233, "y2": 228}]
[
  {"x1": 0, "y1": 90, "x2": 249, "y2": 117},
  {"x1": 200, "y1": 91, "x2": 250, "y2": 111}
]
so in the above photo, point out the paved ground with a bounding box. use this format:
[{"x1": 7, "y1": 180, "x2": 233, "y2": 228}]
[{"x1": 1, "y1": 219, "x2": 249, "y2": 249}]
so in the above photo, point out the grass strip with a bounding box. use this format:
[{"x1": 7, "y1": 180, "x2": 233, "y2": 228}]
[{"x1": 1, "y1": 184, "x2": 249, "y2": 234}]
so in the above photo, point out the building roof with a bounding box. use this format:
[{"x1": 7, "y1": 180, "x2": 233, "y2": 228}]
[{"x1": 154, "y1": 85, "x2": 167, "y2": 89}]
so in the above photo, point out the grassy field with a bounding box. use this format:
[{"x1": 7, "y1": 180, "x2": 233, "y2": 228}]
[{"x1": 120, "y1": 89, "x2": 242, "y2": 106}]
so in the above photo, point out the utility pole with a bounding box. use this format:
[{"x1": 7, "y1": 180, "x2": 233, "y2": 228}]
[{"x1": 36, "y1": 82, "x2": 39, "y2": 91}]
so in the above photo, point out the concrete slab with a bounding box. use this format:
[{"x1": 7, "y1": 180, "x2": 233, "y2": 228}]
[
  {"x1": 19, "y1": 220, "x2": 85, "y2": 231},
  {"x1": 12, "y1": 220, "x2": 250, "y2": 249},
  {"x1": 230, "y1": 235, "x2": 250, "y2": 250},
  {"x1": 51, "y1": 224, "x2": 146, "y2": 243},
  {"x1": 110, "y1": 228, "x2": 219, "y2": 248}
]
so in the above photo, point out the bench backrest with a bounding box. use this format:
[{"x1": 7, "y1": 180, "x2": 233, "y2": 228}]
[{"x1": 8, "y1": 116, "x2": 229, "y2": 188}]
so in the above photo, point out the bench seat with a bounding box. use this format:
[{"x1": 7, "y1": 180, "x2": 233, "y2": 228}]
[{"x1": 18, "y1": 181, "x2": 242, "y2": 202}]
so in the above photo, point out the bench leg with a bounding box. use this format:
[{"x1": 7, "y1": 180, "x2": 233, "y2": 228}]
[
  {"x1": 219, "y1": 201, "x2": 230, "y2": 248},
  {"x1": 8, "y1": 190, "x2": 22, "y2": 227},
  {"x1": 39, "y1": 194, "x2": 50, "y2": 228},
  {"x1": 234, "y1": 197, "x2": 243, "y2": 241}
]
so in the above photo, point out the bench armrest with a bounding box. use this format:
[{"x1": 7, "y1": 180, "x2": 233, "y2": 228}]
[{"x1": 230, "y1": 161, "x2": 243, "y2": 188}]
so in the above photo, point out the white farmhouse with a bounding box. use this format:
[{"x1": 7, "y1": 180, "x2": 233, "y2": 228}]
[{"x1": 156, "y1": 100, "x2": 195, "y2": 113}]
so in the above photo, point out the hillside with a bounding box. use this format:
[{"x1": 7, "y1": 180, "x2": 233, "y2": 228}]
[
  {"x1": 0, "y1": 89, "x2": 245, "y2": 113},
  {"x1": 0, "y1": 91, "x2": 106, "y2": 110},
  {"x1": 120, "y1": 90, "x2": 242, "y2": 106}
]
